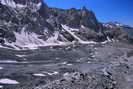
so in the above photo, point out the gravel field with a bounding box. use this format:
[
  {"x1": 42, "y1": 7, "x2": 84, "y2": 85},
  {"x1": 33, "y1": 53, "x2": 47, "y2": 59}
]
[{"x1": 0, "y1": 42, "x2": 133, "y2": 89}]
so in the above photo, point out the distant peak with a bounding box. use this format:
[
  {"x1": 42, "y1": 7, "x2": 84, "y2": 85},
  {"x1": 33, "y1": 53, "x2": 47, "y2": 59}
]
[
  {"x1": 103, "y1": 21, "x2": 133, "y2": 29},
  {"x1": 82, "y1": 6, "x2": 87, "y2": 9}
]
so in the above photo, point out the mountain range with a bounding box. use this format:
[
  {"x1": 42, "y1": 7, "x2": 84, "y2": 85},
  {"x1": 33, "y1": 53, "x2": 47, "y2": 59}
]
[{"x1": 0, "y1": 0, "x2": 133, "y2": 50}]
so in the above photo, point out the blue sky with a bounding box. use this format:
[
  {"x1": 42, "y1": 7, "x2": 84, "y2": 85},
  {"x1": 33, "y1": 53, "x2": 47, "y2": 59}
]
[{"x1": 44, "y1": 0, "x2": 133, "y2": 26}]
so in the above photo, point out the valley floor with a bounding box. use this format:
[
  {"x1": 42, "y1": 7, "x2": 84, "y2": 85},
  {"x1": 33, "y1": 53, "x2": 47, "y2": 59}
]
[{"x1": 0, "y1": 42, "x2": 133, "y2": 89}]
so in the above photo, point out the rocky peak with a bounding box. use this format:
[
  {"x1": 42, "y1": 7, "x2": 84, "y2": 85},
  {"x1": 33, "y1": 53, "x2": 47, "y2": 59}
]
[
  {"x1": 48, "y1": 7, "x2": 100, "y2": 32},
  {"x1": 103, "y1": 21, "x2": 127, "y2": 29},
  {"x1": 80, "y1": 7, "x2": 99, "y2": 31}
]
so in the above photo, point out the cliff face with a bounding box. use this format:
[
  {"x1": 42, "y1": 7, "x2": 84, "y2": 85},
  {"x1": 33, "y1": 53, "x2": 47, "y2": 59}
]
[{"x1": 48, "y1": 7, "x2": 100, "y2": 32}]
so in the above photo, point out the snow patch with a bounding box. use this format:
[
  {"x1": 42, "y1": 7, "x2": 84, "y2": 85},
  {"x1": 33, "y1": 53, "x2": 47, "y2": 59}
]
[
  {"x1": 14, "y1": 29, "x2": 45, "y2": 49},
  {"x1": 0, "y1": 78, "x2": 19, "y2": 84},
  {"x1": 101, "y1": 36, "x2": 115, "y2": 44},
  {"x1": 61, "y1": 62, "x2": 67, "y2": 65},
  {"x1": 0, "y1": 45, "x2": 3, "y2": 48},
  {"x1": 43, "y1": 71, "x2": 59, "y2": 76},
  {"x1": 62, "y1": 25, "x2": 82, "y2": 42},
  {"x1": 16, "y1": 54, "x2": 26, "y2": 57},
  {"x1": 101, "y1": 40, "x2": 109, "y2": 44},
  {"x1": 16, "y1": 4, "x2": 26, "y2": 8},
  {"x1": 103, "y1": 24, "x2": 113, "y2": 28},
  {"x1": 33, "y1": 73, "x2": 46, "y2": 77},
  {"x1": 46, "y1": 31, "x2": 59, "y2": 43},
  {"x1": 0, "y1": 60, "x2": 17, "y2": 63},
  {"x1": 0, "y1": 67, "x2": 3, "y2": 70},
  {"x1": 62, "y1": 25, "x2": 97, "y2": 44},
  {"x1": 62, "y1": 25, "x2": 79, "y2": 31},
  {"x1": 67, "y1": 64, "x2": 73, "y2": 66},
  {"x1": 91, "y1": 55, "x2": 96, "y2": 58},
  {"x1": 60, "y1": 62, "x2": 72, "y2": 66},
  {"x1": 107, "y1": 36, "x2": 112, "y2": 42},
  {"x1": 81, "y1": 25, "x2": 86, "y2": 29},
  {"x1": 87, "y1": 61, "x2": 91, "y2": 63},
  {"x1": 0, "y1": 86, "x2": 3, "y2": 88}
]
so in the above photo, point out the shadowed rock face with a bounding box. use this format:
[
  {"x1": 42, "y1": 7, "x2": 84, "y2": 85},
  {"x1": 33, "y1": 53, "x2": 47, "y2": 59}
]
[{"x1": 48, "y1": 7, "x2": 100, "y2": 32}]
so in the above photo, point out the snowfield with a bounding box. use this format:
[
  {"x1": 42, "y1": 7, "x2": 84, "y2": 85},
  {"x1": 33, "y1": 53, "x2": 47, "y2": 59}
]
[
  {"x1": 0, "y1": 25, "x2": 103, "y2": 50},
  {"x1": 0, "y1": 78, "x2": 19, "y2": 85},
  {"x1": 33, "y1": 73, "x2": 46, "y2": 77}
]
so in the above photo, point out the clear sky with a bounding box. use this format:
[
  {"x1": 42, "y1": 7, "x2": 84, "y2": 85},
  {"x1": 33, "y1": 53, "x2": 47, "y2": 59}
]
[{"x1": 44, "y1": 0, "x2": 133, "y2": 26}]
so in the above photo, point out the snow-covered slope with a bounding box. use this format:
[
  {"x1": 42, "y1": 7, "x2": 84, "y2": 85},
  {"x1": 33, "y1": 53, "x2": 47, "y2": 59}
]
[
  {"x1": 103, "y1": 21, "x2": 130, "y2": 29},
  {"x1": 62, "y1": 25, "x2": 97, "y2": 44},
  {"x1": 0, "y1": 24, "x2": 98, "y2": 50}
]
